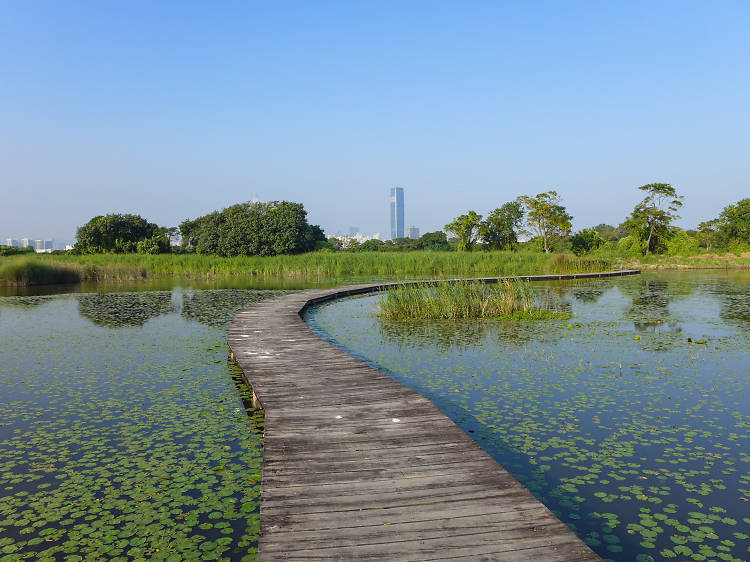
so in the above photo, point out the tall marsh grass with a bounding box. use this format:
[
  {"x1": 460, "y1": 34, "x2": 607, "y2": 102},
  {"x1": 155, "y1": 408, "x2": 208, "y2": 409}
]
[
  {"x1": 379, "y1": 279, "x2": 570, "y2": 320},
  {"x1": 0, "y1": 258, "x2": 83, "y2": 286},
  {"x1": 0, "y1": 251, "x2": 612, "y2": 286}
]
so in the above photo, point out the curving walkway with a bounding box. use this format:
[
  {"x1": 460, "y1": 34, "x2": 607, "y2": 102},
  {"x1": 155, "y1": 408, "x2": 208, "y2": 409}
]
[{"x1": 228, "y1": 271, "x2": 639, "y2": 560}]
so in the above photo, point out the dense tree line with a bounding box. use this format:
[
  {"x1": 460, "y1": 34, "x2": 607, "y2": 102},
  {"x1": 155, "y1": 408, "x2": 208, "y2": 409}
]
[
  {"x1": 61, "y1": 190, "x2": 750, "y2": 258},
  {"x1": 179, "y1": 201, "x2": 325, "y2": 257},
  {"x1": 439, "y1": 185, "x2": 750, "y2": 257},
  {"x1": 73, "y1": 214, "x2": 171, "y2": 254},
  {"x1": 70, "y1": 201, "x2": 324, "y2": 257}
]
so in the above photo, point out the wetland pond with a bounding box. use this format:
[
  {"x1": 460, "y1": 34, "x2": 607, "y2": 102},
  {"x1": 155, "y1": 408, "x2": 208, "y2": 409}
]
[
  {"x1": 0, "y1": 287, "x2": 281, "y2": 561},
  {"x1": 306, "y1": 271, "x2": 750, "y2": 562}
]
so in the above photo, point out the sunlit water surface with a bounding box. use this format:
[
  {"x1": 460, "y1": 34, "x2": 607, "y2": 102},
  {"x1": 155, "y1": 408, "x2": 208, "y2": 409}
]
[
  {"x1": 306, "y1": 271, "x2": 750, "y2": 562},
  {"x1": 0, "y1": 288, "x2": 279, "y2": 561}
]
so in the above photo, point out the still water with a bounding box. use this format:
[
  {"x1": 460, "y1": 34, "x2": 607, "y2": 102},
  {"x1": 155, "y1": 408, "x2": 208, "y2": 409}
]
[
  {"x1": 306, "y1": 272, "x2": 750, "y2": 562},
  {"x1": 0, "y1": 288, "x2": 278, "y2": 561}
]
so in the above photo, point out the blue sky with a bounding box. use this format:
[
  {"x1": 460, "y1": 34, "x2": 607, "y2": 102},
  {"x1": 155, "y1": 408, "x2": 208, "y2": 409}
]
[{"x1": 1, "y1": 1, "x2": 748, "y2": 240}]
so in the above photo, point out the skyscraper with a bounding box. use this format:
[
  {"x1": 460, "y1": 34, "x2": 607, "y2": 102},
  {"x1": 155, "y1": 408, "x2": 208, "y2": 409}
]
[{"x1": 390, "y1": 187, "x2": 404, "y2": 240}]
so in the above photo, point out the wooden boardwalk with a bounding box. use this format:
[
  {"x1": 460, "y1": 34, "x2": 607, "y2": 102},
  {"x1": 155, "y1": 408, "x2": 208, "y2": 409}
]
[{"x1": 228, "y1": 272, "x2": 638, "y2": 560}]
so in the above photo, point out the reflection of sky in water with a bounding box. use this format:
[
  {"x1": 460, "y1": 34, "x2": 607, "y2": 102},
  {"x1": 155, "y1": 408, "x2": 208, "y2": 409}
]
[
  {"x1": 0, "y1": 290, "x2": 274, "y2": 560},
  {"x1": 306, "y1": 272, "x2": 750, "y2": 562}
]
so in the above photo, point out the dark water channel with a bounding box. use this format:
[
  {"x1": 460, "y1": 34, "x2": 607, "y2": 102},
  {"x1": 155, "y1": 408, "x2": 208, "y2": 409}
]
[
  {"x1": 305, "y1": 271, "x2": 750, "y2": 562},
  {"x1": 0, "y1": 287, "x2": 281, "y2": 561}
]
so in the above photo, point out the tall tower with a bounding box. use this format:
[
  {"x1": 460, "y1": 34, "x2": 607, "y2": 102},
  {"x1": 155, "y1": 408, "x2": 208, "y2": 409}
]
[{"x1": 390, "y1": 187, "x2": 404, "y2": 240}]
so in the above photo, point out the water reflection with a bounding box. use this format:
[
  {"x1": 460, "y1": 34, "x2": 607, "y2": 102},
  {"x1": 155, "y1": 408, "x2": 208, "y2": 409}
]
[
  {"x1": 717, "y1": 282, "x2": 750, "y2": 325},
  {"x1": 77, "y1": 292, "x2": 175, "y2": 327},
  {"x1": 624, "y1": 280, "x2": 683, "y2": 333},
  {"x1": 181, "y1": 289, "x2": 282, "y2": 328},
  {"x1": 378, "y1": 320, "x2": 487, "y2": 351}
]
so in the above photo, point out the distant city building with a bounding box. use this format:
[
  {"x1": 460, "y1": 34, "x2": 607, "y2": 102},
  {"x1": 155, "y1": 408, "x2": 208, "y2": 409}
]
[
  {"x1": 33, "y1": 239, "x2": 53, "y2": 252},
  {"x1": 408, "y1": 227, "x2": 420, "y2": 239},
  {"x1": 389, "y1": 186, "x2": 404, "y2": 240},
  {"x1": 20, "y1": 238, "x2": 31, "y2": 248},
  {"x1": 5, "y1": 238, "x2": 19, "y2": 247},
  {"x1": 348, "y1": 226, "x2": 360, "y2": 237},
  {"x1": 329, "y1": 232, "x2": 382, "y2": 244}
]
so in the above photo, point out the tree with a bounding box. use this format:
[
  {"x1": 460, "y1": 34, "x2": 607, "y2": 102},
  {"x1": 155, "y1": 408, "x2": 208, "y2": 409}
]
[
  {"x1": 718, "y1": 198, "x2": 750, "y2": 246},
  {"x1": 74, "y1": 214, "x2": 167, "y2": 253},
  {"x1": 445, "y1": 211, "x2": 482, "y2": 251},
  {"x1": 592, "y1": 223, "x2": 628, "y2": 242},
  {"x1": 517, "y1": 191, "x2": 573, "y2": 253},
  {"x1": 570, "y1": 229, "x2": 604, "y2": 256},
  {"x1": 697, "y1": 219, "x2": 720, "y2": 250},
  {"x1": 480, "y1": 201, "x2": 525, "y2": 250},
  {"x1": 416, "y1": 231, "x2": 450, "y2": 251},
  {"x1": 180, "y1": 201, "x2": 325, "y2": 257},
  {"x1": 623, "y1": 183, "x2": 683, "y2": 255},
  {"x1": 357, "y1": 239, "x2": 386, "y2": 252}
]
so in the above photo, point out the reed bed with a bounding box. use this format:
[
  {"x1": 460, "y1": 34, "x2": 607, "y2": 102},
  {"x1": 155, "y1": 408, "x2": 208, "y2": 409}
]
[
  {"x1": 0, "y1": 258, "x2": 83, "y2": 286},
  {"x1": 379, "y1": 279, "x2": 570, "y2": 320},
  {"x1": 0, "y1": 251, "x2": 611, "y2": 286}
]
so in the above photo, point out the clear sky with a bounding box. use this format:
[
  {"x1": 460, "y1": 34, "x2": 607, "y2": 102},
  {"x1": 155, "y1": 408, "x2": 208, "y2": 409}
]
[{"x1": 1, "y1": 1, "x2": 748, "y2": 241}]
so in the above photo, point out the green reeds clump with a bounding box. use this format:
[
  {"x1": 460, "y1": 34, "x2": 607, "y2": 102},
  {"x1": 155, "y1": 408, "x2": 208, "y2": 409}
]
[
  {"x1": 548, "y1": 253, "x2": 610, "y2": 274},
  {"x1": 0, "y1": 258, "x2": 82, "y2": 286},
  {"x1": 379, "y1": 279, "x2": 570, "y2": 320}
]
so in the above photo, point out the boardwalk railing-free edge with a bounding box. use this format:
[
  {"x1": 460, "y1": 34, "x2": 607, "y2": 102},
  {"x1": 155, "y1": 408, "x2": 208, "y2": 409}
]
[{"x1": 228, "y1": 270, "x2": 639, "y2": 560}]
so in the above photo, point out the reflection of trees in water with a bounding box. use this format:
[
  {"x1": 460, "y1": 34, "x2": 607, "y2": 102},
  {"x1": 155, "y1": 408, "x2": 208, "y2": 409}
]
[
  {"x1": 378, "y1": 320, "x2": 486, "y2": 352},
  {"x1": 621, "y1": 280, "x2": 683, "y2": 333},
  {"x1": 0, "y1": 296, "x2": 54, "y2": 309},
  {"x1": 75, "y1": 289, "x2": 283, "y2": 329},
  {"x1": 77, "y1": 292, "x2": 175, "y2": 327},
  {"x1": 716, "y1": 283, "x2": 750, "y2": 325},
  {"x1": 181, "y1": 289, "x2": 282, "y2": 328},
  {"x1": 378, "y1": 318, "x2": 541, "y2": 352},
  {"x1": 566, "y1": 279, "x2": 610, "y2": 304}
]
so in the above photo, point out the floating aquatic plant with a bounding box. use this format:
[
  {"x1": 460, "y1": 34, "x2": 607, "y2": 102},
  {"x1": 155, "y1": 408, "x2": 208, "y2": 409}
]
[{"x1": 0, "y1": 289, "x2": 277, "y2": 560}]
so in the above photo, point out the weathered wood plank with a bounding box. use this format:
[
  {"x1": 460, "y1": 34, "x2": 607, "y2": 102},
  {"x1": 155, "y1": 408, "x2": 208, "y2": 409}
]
[{"x1": 228, "y1": 272, "x2": 638, "y2": 559}]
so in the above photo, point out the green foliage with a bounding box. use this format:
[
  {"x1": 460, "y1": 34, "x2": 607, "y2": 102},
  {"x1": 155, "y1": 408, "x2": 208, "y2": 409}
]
[
  {"x1": 624, "y1": 183, "x2": 683, "y2": 255},
  {"x1": 179, "y1": 201, "x2": 325, "y2": 257},
  {"x1": 480, "y1": 201, "x2": 525, "y2": 250},
  {"x1": 718, "y1": 198, "x2": 750, "y2": 246},
  {"x1": 666, "y1": 231, "x2": 700, "y2": 256},
  {"x1": 416, "y1": 231, "x2": 450, "y2": 251},
  {"x1": 517, "y1": 191, "x2": 573, "y2": 253},
  {"x1": 356, "y1": 239, "x2": 386, "y2": 252},
  {"x1": 75, "y1": 213, "x2": 167, "y2": 254},
  {"x1": 445, "y1": 211, "x2": 483, "y2": 251},
  {"x1": 617, "y1": 235, "x2": 644, "y2": 257},
  {"x1": 0, "y1": 245, "x2": 35, "y2": 256},
  {"x1": 379, "y1": 279, "x2": 569, "y2": 320},
  {"x1": 593, "y1": 224, "x2": 628, "y2": 242},
  {"x1": 696, "y1": 219, "x2": 720, "y2": 250},
  {"x1": 571, "y1": 229, "x2": 605, "y2": 256}
]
